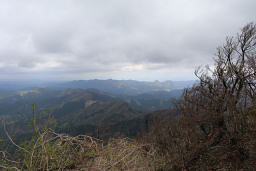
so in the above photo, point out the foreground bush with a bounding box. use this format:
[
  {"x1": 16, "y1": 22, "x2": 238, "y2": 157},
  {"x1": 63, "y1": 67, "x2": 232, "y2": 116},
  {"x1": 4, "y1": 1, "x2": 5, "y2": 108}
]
[{"x1": 0, "y1": 127, "x2": 166, "y2": 171}]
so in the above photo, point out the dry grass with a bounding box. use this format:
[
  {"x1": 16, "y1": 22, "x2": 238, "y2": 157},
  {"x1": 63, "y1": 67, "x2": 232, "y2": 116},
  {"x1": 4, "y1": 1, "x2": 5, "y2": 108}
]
[{"x1": 0, "y1": 128, "x2": 164, "y2": 171}]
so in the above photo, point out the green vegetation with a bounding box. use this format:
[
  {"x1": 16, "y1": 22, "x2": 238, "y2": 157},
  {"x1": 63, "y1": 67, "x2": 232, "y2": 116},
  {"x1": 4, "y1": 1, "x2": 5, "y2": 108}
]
[{"x1": 1, "y1": 23, "x2": 256, "y2": 170}]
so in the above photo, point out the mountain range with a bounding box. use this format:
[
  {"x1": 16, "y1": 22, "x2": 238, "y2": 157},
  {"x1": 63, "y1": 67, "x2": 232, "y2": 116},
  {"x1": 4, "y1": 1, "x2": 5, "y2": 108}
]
[{"x1": 0, "y1": 79, "x2": 193, "y2": 145}]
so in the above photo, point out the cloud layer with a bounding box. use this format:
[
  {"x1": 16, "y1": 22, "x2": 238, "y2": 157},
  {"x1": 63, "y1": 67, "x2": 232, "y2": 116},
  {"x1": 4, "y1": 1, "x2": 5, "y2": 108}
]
[{"x1": 0, "y1": 0, "x2": 255, "y2": 81}]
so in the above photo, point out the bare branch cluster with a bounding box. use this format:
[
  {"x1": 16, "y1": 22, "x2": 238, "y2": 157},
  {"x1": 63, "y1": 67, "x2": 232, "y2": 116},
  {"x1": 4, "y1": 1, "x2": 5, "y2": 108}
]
[{"x1": 144, "y1": 23, "x2": 256, "y2": 170}]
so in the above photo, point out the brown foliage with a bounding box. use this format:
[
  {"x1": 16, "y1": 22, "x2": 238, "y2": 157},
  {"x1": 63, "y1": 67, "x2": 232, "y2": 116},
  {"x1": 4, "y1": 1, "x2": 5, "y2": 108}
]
[{"x1": 145, "y1": 23, "x2": 256, "y2": 170}]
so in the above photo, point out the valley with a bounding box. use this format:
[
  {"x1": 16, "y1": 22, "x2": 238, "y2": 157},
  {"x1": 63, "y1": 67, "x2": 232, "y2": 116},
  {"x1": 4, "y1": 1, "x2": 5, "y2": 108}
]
[{"x1": 0, "y1": 79, "x2": 188, "y2": 145}]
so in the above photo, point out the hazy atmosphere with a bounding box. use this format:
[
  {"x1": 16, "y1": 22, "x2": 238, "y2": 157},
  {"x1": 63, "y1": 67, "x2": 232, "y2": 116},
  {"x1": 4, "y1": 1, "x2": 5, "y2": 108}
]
[
  {"x1": 1, "y1": 1, "x2": 256, "y2": 170},
  {"x1": 0, "y1": 0, "x2": 255, "y2": 81}
]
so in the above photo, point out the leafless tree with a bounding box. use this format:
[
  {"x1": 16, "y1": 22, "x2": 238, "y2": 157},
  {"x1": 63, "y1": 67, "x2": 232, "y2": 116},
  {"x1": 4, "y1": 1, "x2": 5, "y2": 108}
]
[{"x1": 146, "y1": 23, "x2": 256, "y2": 170}]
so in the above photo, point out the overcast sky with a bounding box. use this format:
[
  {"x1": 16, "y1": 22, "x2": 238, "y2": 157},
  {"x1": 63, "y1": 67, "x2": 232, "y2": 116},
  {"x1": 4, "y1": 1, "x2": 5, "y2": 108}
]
[{"x1": 0, "y1": 0, "x2": 255, "y2": 81}]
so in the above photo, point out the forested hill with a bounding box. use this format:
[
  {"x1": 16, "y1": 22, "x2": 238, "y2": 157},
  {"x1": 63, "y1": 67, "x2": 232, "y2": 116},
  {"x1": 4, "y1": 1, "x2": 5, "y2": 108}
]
[{"x1": 0, "y1": 86, "x2": 182, "y2": 145}]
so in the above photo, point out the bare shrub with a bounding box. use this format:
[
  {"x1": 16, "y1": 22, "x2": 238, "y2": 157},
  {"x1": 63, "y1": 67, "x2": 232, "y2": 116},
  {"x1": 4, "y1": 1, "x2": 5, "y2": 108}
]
[
  {"x1": 145, "y1": 23, "x2": 256, "y2": 170},
  {"x1": 0, "y1": 125, "x2": 163, "y2": 170}
]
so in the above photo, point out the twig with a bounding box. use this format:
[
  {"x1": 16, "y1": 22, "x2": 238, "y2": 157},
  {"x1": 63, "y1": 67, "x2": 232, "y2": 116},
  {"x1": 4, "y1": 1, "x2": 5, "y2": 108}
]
[{"x1": 2, "y1": 120, "x2": 30, "y2": 153}]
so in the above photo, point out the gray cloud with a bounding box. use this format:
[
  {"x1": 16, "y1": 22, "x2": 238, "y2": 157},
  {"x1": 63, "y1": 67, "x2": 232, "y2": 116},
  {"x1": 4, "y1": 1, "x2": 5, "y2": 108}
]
[{"x1": 0, "y1": 0, "x2": 255, "y2": 81}]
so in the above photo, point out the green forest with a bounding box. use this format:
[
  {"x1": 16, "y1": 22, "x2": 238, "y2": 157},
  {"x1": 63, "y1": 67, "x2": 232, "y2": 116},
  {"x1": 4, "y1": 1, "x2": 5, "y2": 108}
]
[{"x1": 0, "y1": 23, "x2": 256, "y2": 170}]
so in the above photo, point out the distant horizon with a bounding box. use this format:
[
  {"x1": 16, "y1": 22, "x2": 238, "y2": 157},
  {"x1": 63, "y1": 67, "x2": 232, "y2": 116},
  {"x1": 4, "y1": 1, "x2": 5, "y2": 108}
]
[{"x1": 0, "y1": 78, "x2": 197, "y2": 83}]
